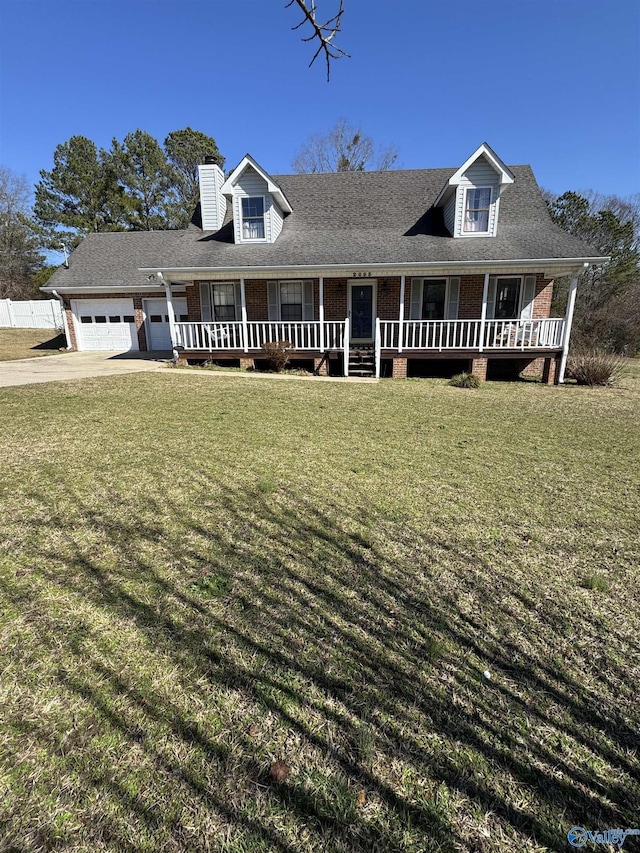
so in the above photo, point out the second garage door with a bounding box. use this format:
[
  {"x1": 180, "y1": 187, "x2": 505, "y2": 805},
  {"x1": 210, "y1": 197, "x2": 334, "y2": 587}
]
[
  {"x1": 144, "y1": 298, "x2": 188, "y2": 350},
  {"x1": 72, "y1": 299, "x2": 138, "y2": 352}
]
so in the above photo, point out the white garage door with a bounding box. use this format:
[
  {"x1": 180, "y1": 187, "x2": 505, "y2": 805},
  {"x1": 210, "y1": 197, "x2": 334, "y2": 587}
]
[
  {"x1": 144, "y1": 298, "x2": 188, "y2": 350},
  {"x1": 72, "y1": 299, "x2": 138, "y2": 352}
]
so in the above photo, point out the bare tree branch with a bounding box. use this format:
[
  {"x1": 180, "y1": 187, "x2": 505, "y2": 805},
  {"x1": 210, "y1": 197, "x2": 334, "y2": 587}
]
[
  {"x1": 286, "y1": 0, "x2": 350, "y2": 81},
  {"x1": 292, "y1": 118, "x2": 399, "y2": 173}
]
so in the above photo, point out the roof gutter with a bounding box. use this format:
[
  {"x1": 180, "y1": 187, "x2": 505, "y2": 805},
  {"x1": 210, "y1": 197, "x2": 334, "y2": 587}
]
[
  {"x1": 41, "y1": 284, "x2": 169, "y2": 294},
  {"x1": 141, "y1": 256, "x2": 609, "y2": 279}
]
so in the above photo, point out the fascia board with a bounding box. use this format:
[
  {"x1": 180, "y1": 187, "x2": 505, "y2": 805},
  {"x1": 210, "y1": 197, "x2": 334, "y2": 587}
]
[{"x1": 449, "y1": 143, "x2": 515, "y2": 188}]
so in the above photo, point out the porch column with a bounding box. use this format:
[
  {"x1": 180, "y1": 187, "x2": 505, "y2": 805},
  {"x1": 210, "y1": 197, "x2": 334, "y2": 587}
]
[
  {"x1": 164, "y1": 280, "x2": 177, "y2": 353},
  {"x1": 479, "y1": 272, "x2": 489, "y2": 352},
  {"x1": 343, "y1": 317, "x2": 349, "y2": 376},
  {"x1": 398, "y1": 275, "x2": 405, "y2": 353},
  {"x1": 558, "y1": 274, "x2": 579, "y2": 383},
  {"x1": 319, "y1": 276, "x2": 325, "y2": 353},
  {"x1": 240, "y1": 278, "x2": 248, "y2": 353}
]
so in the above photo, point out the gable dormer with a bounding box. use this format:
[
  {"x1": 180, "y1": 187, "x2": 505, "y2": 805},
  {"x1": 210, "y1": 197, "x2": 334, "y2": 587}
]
[
  {"x1": 435, "y1": 143, "x2": 514, "y2": 238},
  {"x1": 220, "y1": 154, "x2": 292, "y2": 244}
]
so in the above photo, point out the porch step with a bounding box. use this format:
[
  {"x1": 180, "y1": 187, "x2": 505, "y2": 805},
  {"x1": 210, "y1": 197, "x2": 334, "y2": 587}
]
[{"x1": 348, "y1": 348, "x2": 375, "y2": 377}]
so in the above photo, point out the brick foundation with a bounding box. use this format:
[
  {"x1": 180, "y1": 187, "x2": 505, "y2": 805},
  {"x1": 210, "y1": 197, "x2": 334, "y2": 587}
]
[
  {"x1": 471, "y1": 357, "x2": 488, "y2": 381},
  {"x1": 239, "y1": 357, "x2": 254, "y2": 370},
  {"x1": 543, "y1": 355, "x2": 559, "y2": 385},
  {"x1": 392, "y1": 357, "x2": 407, "y2": 378},
  {"x1": 314, "y1": 357, "x2": 328, "y2": 376},
  {"x1": 521, "y1": 357, "x2": 545, "y2": 378}
]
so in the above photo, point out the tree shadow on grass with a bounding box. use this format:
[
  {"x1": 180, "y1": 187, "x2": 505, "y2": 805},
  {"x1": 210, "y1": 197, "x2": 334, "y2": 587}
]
[{"x1": 1, "y1": 478, "x2": 639, "y2": 852}]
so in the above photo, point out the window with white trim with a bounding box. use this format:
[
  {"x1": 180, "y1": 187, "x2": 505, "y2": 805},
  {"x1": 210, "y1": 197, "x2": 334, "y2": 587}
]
[
  {"x1": 200, "y1": 282, "x2": 240, "y2": 322},
  {"x1": 280, "y1": 282, "x2": 303, "y2": 321},
  {"x1": 464, "y1": 187, "x2": 492, "y2": 233},
  {"x1": 409, "y1": 277, "x2": 460, "y2": 320},
  {"x1": 494, "y1": 277, "x2": 521, "y2": 320},
  {"x1": 241, "y1": 196, "x2": 265, "y2": 240},
  {"x1": 487, "y1": 275, "x2": 537, "y2": 321},
  {"x1": 268, "y1": 280, "x2": 314, "y2": 321},
  {"x1": 211, "y1": 283, "x2": 236, "y2": 320}
]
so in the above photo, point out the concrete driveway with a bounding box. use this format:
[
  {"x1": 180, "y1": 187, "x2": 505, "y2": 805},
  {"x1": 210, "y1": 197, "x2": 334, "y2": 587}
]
[{"x1": 0, "y1": 351, "x2": 171, "y2": 388}]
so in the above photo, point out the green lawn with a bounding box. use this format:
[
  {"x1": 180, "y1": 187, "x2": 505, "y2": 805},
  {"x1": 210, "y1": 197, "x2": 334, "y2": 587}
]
[
  {"x1": 0, "y1": 371, "x2": 638, "y2": 852},
  {"x1": 0, "y1": 327, "x2": 66, "y2": 360}
]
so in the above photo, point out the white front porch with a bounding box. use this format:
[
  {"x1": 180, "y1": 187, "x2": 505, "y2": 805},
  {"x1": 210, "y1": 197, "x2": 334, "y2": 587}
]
[{"x1": 173, "y1": 317, "x2": 565, "y2": 377}]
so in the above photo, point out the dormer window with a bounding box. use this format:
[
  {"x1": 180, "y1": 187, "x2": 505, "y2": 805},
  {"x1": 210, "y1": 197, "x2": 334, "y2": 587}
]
[
  {"x1": 464, "y1": 187, "x2": 492, "y2": 233},
  {"x1": 433, "y1": 144, "x2": 515, "y2": 238},
  {"x1": 221, "y1": 155, "x2": 292, "y2": 245},
  {"x1": 241, "y1": 197, "x2": 265, "y2": 240}
]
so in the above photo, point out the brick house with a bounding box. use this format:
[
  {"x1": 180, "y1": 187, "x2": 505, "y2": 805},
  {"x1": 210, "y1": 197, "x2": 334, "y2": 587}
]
[{"x1": 43, "y1": 143, "x2": 606, "y2": 382}]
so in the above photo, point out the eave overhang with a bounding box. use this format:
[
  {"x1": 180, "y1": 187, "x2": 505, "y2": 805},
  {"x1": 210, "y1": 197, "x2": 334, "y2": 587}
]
[{"x1": 141, "y1": 256, "x2": 609, "y2": 283}]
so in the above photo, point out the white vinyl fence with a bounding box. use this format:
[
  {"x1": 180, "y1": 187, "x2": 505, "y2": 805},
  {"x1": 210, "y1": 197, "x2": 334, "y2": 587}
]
[{"x1": 0, "y1": 299, "x2": 64, "y2": 330}]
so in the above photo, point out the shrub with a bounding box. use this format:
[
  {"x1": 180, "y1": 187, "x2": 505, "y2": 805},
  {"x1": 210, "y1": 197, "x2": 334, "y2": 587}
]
[
  {"x1": 565, "y1": 349, "x2": 626, "y2": 386},
  {"x1": 261, "y1": 340, "x2": 291, "y2": 372},
  {"x1": 581, "y1": 574, "x2": 609, "y2": 592},
  {"x1": 449, "y1": 371, "x2": 481, "y2": 389}
]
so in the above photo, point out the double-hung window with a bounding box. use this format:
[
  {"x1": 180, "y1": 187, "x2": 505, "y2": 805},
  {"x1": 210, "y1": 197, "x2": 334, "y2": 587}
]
[
  {"x1": 268, "y1": 280, "x2": 314, "y2": 321},
  {"x1": 486, "y1": 276, "x2": 538, "y2": 321},
  {"x1": 279, "y1": 282, "x2": 303, "y2": 321},
  {"x1": 241, "y1": 196, "x2": 265, "y2": 240},
  {"x1": 421, "y1": 280, "x2": 447, "y2": 320},
  {"x1": 200, "y1": 282, "x2": 239, "y2": 322},
  {"x1": 409, "y1": 278, "x2": 460, "y2": 320},
  {"x1": 212, "y1": 283, "x2": 237, "y2": 320},
  {"x1": 493, "y1": 277, "x2": 521, "y2": 320},
  {"x1": 463, "y1": 187, "x2": 492, "y2": 233}
]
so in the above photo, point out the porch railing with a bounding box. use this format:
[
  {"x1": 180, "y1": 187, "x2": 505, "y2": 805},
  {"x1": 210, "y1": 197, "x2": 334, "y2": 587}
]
[
  {"x1": 482, "y1": 318, "x2": 565, "y2": 349},
  {"x1": 173, "y1": 317, "x2": 565, "y2": 358},
  {"x1": 174, "y1": 320, "x2": 347, "y2": 353},
  {"x1": 174, "y1": 321, "x2": 245, "y2": 351},
  {"x1": 378, "y1": 318, "x2": 564, "y2": 353}
]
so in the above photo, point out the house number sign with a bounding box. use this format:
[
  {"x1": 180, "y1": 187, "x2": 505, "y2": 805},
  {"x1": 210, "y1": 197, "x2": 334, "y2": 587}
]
[{"x1": 353, "y1": 271, "x2": 373, "y2": 277}]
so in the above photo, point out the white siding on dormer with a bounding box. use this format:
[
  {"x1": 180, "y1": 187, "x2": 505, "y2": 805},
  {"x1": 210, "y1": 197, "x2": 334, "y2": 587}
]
[
  {"x1": 232, "y1": 166, "x2": 285, "y2": 244},
  {"x1": 454, "y1": 155, "x2": 501, "y2": 237},
  {"x1": 235, "y1": 167, "x2": 269, "y2": 197},
  {"x1": 443, "y1": 194, "x2": 456, "y2": 236},
  {"x1": 271, "y1": 202, "x2": 284, "y2": 240},
  {"x1": 463, "y1": 157, "x2": 500, "y2": 188}
]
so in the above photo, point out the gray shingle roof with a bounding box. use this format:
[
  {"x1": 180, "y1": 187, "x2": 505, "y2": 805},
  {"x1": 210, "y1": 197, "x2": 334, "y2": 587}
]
[{"x1": 44, "y1": 164, "x2": 604, "y2": 291}]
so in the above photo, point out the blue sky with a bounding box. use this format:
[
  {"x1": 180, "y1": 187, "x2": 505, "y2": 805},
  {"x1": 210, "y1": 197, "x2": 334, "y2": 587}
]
[{"x1": 1, "y1": 0, "x2": 639, "y2": 201}]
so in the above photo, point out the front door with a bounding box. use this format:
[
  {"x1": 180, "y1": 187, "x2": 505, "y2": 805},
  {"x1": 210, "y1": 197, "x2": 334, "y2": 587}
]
[{"x1": 348, "y1": 280, "x2": 376, "y2": 342}]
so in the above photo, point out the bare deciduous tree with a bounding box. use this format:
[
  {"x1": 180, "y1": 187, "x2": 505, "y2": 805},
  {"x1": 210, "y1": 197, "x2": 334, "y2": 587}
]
[
  {"x1": 0, "y1": 166, "x2": 44, "y2": 299},
  {"x1": 292, "y1": 118, "x2": 398, "y2": 173},
  {"x1": 286, "y1": 0, "x2": 349, "y2": 80}
]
